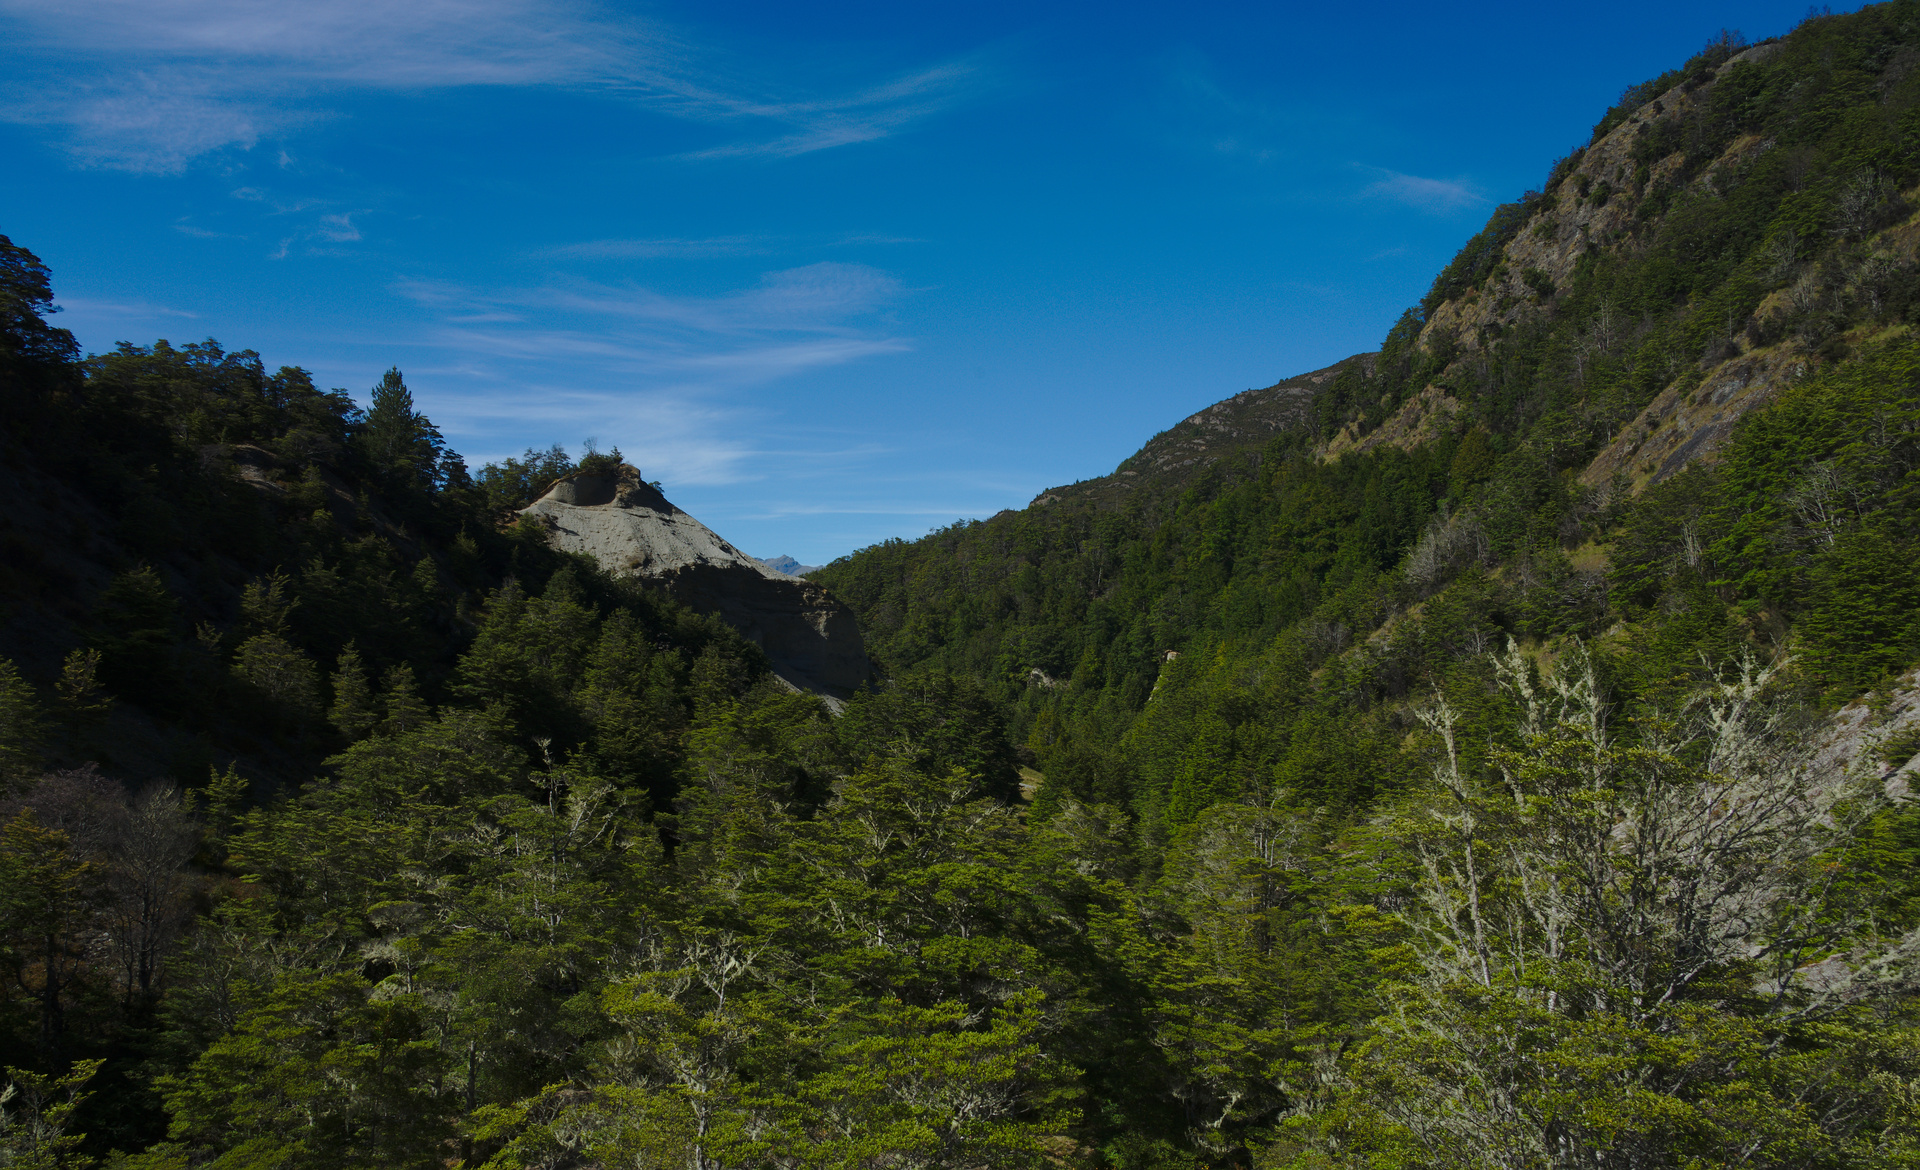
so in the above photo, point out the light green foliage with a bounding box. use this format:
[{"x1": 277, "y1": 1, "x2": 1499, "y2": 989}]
[
  {"x1": 0, "y1": 811, "x2": 99, "y2": 1057},
  {"x1": 325, "y1": 643, "x2": 376, "y2": 741},
  {"x1": 52, "y1": 651, "x2": 108, "y2": 729},
  {"x1": 161, "y1": 972, "x2": 454, "y2": 1169},
  {"x1": 228, "y1": 634, "x2": 321, "y2": 724},
  {"x1": 378, "y1": 662, "x2": 431, "y2": 737},
  {"x1": 1299, "y1": 643, "x2": 1920, "y2": 1169},
  {"x1": 2, "y1": 1060, "x2": 102, "y2": 1170},
  {"x1": 800, "y1": 991, "x2": 1068, "y2": 1169},
  {"x1": 0, "y1": 657, "x2": 43, "y2": 793},
  {"x1": 236, "y1": 573, "x2": 296, "y2": 640}
]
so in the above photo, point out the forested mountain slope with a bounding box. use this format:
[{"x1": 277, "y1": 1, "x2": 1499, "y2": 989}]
[
  {"x1": 5, "y1": 6, "x2": 1920, "y2": 1170},
  {"x1": 813, "y1": 8, "x2": 1920, "y2": 764},
  {"x1": 0, "y1": 283, "x2": 759, "y2": 805}
]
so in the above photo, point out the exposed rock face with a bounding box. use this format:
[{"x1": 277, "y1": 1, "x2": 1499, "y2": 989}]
[
  {"x1": 521, "y1": 467, "x2": 872, "y2": 698},
  {"x1": 1804, "y1": 664, "x2": 1920, "y2": 805},
  {"x1": 1320, "y1": 382, "x2": 1463, "y2": 461},
  {"x1": 1402, "y1": 41, "x2": 1915, "y2": 496}
]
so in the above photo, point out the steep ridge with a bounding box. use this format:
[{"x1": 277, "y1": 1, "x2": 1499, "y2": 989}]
[
  {"x1": 1028, "y1": 353, "x2": 1372, "y2": 508},
  {"x1": 1020, "y1": 33, "x2": 1911, "y2": 511},
  {"x1": 521, "y1": 464, "x2": 872, "y2": 699},
  {"x1": 816, "y1": 8, "x2": 1920, "y2": 714},
  {"x1": 1394, "y1": 37, "x2": 1920, "y2": 494}
]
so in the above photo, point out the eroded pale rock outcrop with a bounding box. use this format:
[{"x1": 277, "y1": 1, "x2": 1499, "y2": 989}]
[
  {"x1": 520, "y1": 466, "x2": 871, "y2": 699},
  {"x1": 1803, "y1": 665, "x2": 1920, "y2": 805}
]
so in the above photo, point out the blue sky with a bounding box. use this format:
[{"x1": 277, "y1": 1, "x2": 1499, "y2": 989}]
[{"x1": 2, "y1": 0, "x2": 1839, "y2": 565}]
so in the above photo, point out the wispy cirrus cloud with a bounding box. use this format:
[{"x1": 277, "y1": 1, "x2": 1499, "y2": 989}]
[
  {"x1": 0, "y1": 0, "x2": 986, "y2": 173},
  {"x1": 1159, "y1": 50, "x2": 1491, "y2": 220},
  {"x1": 434, "y1": 379, "x2": 753, "y2": 488},
  {"x1": 55, "y1": 296, "x2": 200, "y2": 319},
  {"x1": 682, "y1": 61, "x2": 980, "y2": 159},
  {"x1": 546, "y1": 236, "x2": 772, "y2": 260},
  {"x1": 1359, "y1": 167, "x2": 1487, "y2": 214},
  {"x1": 391, "y1": 260, "x2": 912, "y2": 485},
  {"x1": 314, "y1": 212, "x2": 362, "y2": 242},
  {"x1": 400, "y1": 261, "x2": 901, "y2": 340},
  {"x1": 173, "y1": 221, "x2": 242, "y2": 239},
  {"x1": 1158, "y1": 48, "x2": 1340, "y2": 168},
  {"x1": 545, "y1": 232, "x2": 927, "y2": 260}
]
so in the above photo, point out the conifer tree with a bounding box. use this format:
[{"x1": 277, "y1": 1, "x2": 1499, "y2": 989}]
[
  {"x1": 328, "y1": 643, "x2": 378, "y2": 740},
  {"x1": 360, "y1": 367, "x2": 446, "y2": 493},
  {"x1": 379, "y1": 663, "x2": 430, "y2": 737},
  {"x1": 51, "y1": 649, "x2": 109, "y2": 742},
  {"x1": 0, "y1": 658, "x2": 43, "y2": 794}
]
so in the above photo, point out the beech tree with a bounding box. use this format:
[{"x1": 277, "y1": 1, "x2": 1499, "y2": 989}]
[
  {"x1": 0, "y1": 810, "x2": 97, "y2": 1056},
  {"x1": 1314, "y1": 643, "x2": 1920, "y2": 1169}
]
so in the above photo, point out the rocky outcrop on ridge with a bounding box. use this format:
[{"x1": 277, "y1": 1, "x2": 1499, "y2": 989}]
[
  {"x1": 1028, "y1": 353, "x2": 1373, "y2": 509},
  {"x1": 1398, "y1": 40, "x2": 1920, "y2": 495},
  {"x1": 520, "y1": 466, "x2": 872, "y2": 699}
]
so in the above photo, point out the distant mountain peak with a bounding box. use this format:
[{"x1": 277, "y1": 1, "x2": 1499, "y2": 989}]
[{"x1": 759, "y1": 555, "x2": 820, "y2": 577}]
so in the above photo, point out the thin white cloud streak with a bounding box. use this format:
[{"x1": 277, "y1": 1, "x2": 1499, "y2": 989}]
[
  {"x1": 55, "y1": 297, "x2": 199, "y2": 319},
  {"x1": 172, "y1": 222, "x2": 242, "y2": 239},
  {"x1": 1161, "y1": 49, "x2": 1314, "y2": 167},
  {"x1": 545, "y1": 233, "x2": 928, "y2": 259},
  {"x1": 675, "y1": 338, "x2": 909, "y2": 373},
  {"x1": 315, "y1": 212, "x2": 361, "y2": 241},
  {"x1": 682, "y1": 62, "x2": 977, "y2": 159},
  {"x1": 1359, "y1": 167, "x2": 1487, "y2": 214},
  {"x1": 437, "y1": 384, "x2": 754, "y2": 487},
  {"x1": 547, "y1": 236, "x2": 772, "y2": 260},
  {"x1": 390, "y1": 261, "x2": 913, "y2": 485},
  {"x1": 0, "y1": 0, "x2": 985, "y2": 172},
  {"x1": 400, "y1": 261, "x2": 903, "y2": 339},
  {"x1": 0, "y1": 0, "x2": 667, "y2": 91},
  {"x1": 423, "y1": 327, "x2": 906, "y2": 383}
]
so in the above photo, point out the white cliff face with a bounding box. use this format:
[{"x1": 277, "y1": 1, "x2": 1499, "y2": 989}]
[
  {"x1": 520, "y1": 468, "x2": 872, "y2": 699},
  {"x1": 522, "y1": 472, "x2": 781, "y2": 580}
]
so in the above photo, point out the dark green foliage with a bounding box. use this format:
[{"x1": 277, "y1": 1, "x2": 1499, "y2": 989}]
[
  {"x1": 326, "y1": 643, "x2": 377, "y2": 740},
  {"x1": 359, "y1": 366, "x2": 447, "y2": 494},
  {"x1": 1421, "y1": 197, "x2": 1542, "y2": 316},
  {"x1": 1587, "y1": 28, "x2": 1751, "y2": 144},
  {"x1": 14, "y1": 7, "x2": 1920, "y2": 1166},
  {"x1": 0, "y1": 233, "x2": 78, "y2": 376},
  {"x1": 575, "y1": 441, "x2": 627, "y2": 480},
  {"x1": 473, "y1": 443, "x2": 575, "y2": 516},
  {"x1": 838, "y1": 672, "x2": 1022, "y2": 802},
  {"x1": 1800, "y1": 520, "x2": 1920, "y2": 689},
  {"x1": 86, "y1": 568, "x2": 184, "y2": 714},
  {"x1": 0, "y1": 657, "x2": 43, "y2": 792},
  {"x1": 815, "y1": 440, "x2": 1454, "y2": 716}
]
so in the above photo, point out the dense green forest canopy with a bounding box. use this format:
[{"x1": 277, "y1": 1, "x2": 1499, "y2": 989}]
[{"x1": 5, "y1": 6, "x2": 1920, "y2": 1168}]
